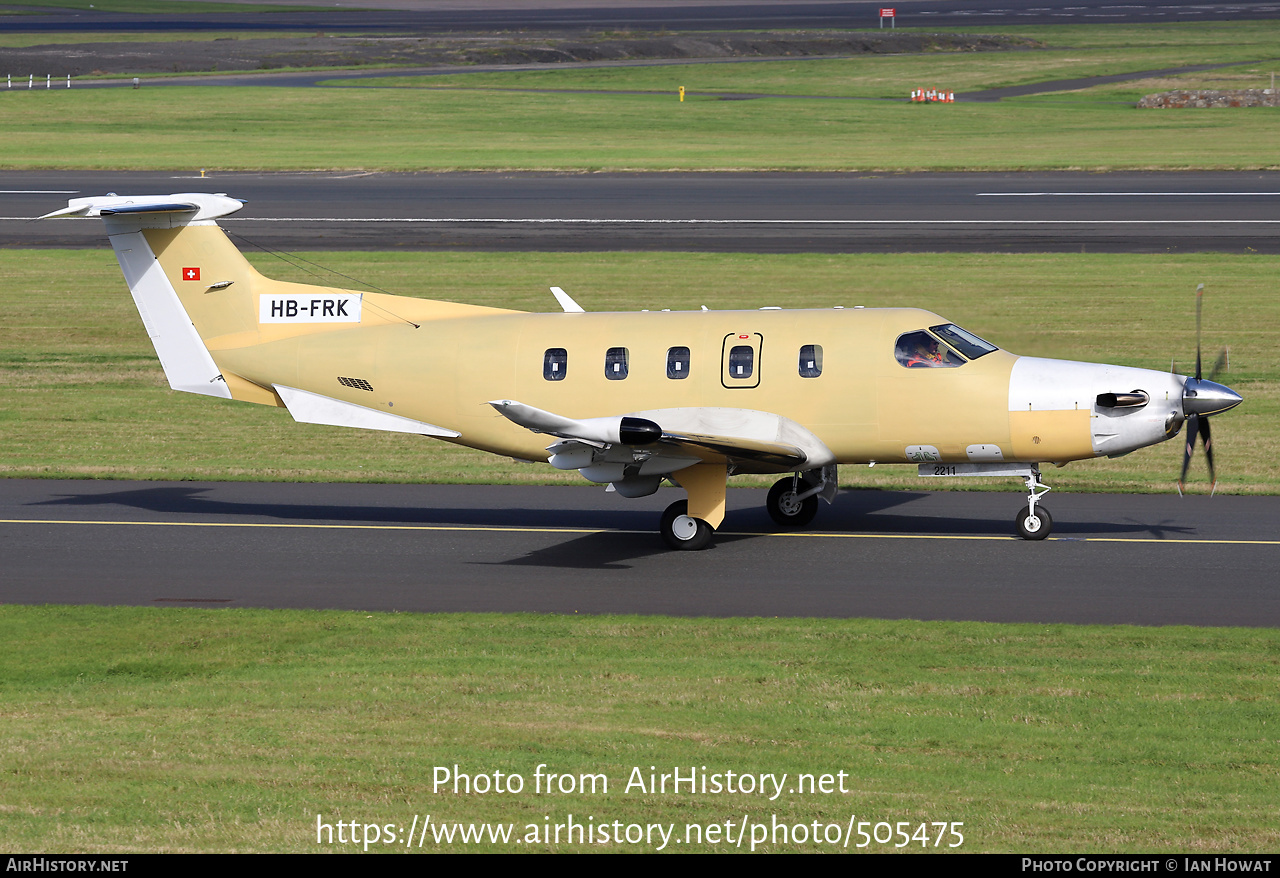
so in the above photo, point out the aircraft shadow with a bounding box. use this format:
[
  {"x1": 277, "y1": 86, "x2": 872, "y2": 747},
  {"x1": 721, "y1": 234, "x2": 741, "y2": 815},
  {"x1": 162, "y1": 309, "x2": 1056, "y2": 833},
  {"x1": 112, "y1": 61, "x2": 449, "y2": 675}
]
[
  {"x1": 29, "y1": 485, "x2": 1196, "y2": 555},
  {"x1": 30, "y1": 485, "x2": 661, "y2": 531}
]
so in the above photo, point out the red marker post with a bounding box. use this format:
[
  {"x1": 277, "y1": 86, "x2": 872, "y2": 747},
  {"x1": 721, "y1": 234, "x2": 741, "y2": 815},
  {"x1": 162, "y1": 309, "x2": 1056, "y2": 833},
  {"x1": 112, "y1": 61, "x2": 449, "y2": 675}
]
[{"x1": 880, "y1": 8, "x2": 895, "y2": 29}]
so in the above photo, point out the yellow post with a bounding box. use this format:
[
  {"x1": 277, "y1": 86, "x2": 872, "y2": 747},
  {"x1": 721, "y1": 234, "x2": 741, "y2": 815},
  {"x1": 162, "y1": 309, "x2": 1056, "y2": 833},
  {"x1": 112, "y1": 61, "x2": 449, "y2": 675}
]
[{"x1": 679, "y1": 86, "x2": 685, "y2": 102}]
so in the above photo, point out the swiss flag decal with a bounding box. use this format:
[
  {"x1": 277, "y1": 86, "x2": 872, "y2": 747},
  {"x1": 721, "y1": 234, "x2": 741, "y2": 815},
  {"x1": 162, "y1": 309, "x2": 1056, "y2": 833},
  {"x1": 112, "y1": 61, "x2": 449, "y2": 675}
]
[{"x1": 182, "y1": 267, "x2": 200, "y2": 281}]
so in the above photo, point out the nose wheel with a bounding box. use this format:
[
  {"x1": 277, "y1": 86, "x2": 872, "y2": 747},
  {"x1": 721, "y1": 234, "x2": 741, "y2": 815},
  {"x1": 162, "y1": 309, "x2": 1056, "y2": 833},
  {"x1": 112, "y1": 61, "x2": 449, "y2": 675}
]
[
  {"x1": 1015, "y1": 466, "x2": 1053, "y2": 540},
  {"x1": 1016, "y1": 506, "x2": 1052, "y2": 540}
]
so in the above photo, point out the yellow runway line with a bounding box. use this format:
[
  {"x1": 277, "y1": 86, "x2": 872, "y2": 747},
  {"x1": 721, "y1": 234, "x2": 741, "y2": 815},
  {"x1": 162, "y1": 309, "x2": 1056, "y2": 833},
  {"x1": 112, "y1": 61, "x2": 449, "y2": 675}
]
[
  {"x1": 1, "y1": 518, "x2": 615, "y2": 535},
  {"x1": 4, "y1": 518, "x2": 1279, "y2": 546}
]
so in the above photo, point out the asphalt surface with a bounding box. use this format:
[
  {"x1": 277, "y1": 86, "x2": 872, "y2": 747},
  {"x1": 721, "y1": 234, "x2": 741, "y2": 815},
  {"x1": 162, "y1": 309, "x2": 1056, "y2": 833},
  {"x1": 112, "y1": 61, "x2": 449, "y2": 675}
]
[
  {"x1": 3, "y1": 479, "x2": 1277, "y2": 625},
  {"x1": 11, "y1": 169, "x2": 1280, "y2": 254},
  {"x1": 6, "y1": 1, "x2": 1280, "y2": 34}
]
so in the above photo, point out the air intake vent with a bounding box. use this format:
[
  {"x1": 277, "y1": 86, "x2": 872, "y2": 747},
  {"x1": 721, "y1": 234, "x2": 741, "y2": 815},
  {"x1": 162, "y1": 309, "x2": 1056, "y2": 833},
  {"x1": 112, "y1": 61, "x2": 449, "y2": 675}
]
[{"x1": 338, "y1": 376, "x2": 373, "y2": 392}]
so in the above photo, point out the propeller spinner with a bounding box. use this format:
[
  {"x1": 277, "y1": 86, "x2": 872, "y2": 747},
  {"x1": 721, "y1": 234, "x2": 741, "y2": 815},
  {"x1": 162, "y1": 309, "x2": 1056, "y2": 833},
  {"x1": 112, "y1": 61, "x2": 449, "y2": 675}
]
[{"x1": 1178, "y1": 285, "x2": 1243, "y2": 495}]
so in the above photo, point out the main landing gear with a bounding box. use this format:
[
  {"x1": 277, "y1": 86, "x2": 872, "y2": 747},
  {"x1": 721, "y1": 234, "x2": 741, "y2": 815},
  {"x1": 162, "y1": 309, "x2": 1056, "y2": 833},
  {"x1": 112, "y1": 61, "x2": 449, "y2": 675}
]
[
  {"x1": 766, "y1": 473, "x2": 820, "y2": 528},
  {"x1": 1015, "y1": 465, "x2": 1052, "y2": 540},
  {"x1": 661, "y1": 465, "x2": 837, "y2": 550},
  {"x1": 660, "y1": 463, "x2": 727, "y2": 551},
  {"x1": 660, "y1": 500, "x2": 714, "y2": 550}
]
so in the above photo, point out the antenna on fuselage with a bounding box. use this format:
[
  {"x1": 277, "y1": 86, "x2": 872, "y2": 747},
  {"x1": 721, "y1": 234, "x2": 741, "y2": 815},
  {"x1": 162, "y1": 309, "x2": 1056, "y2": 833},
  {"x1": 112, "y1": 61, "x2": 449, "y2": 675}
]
[{"x1": 550, "y1": 286, "x2": 585, "y2": 313}]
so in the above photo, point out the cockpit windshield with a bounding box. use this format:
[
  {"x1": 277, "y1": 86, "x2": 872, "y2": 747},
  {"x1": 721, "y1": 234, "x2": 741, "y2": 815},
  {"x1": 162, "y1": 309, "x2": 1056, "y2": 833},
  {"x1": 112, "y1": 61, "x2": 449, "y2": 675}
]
[
  {"x1": 895, "y1": 330, "x2": 965, "y2": 369},
  {"x1": 929, "y1": 324, "x2": 999, "y2": 360}
]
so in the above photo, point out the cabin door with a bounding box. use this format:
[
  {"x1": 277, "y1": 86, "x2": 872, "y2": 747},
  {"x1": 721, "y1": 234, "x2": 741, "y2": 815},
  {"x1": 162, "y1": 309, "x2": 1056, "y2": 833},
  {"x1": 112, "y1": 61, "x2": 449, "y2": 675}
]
[{"x1": 721, "y1": 332, "x2": 763, "y2": 389}]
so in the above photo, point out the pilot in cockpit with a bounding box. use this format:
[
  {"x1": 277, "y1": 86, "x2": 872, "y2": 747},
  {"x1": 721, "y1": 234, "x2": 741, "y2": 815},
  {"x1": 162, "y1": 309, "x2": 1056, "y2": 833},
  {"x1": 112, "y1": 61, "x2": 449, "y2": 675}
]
[{"x1": 896, "y1": 331, "x2": 963, "y2": 368}]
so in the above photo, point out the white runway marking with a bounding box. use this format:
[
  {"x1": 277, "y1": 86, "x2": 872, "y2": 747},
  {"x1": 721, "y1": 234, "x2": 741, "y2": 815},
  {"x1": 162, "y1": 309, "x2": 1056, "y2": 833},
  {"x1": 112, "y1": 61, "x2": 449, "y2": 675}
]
[
  {"x1": 10, "y1": 215, "x2": 1280, "y2": 225},
  {"x1": 979, "y1": 191, "x2": 1280, "y2": 197},
  {"x1": 209, "y1": 217, "x2": 1280, "y2": 225}
]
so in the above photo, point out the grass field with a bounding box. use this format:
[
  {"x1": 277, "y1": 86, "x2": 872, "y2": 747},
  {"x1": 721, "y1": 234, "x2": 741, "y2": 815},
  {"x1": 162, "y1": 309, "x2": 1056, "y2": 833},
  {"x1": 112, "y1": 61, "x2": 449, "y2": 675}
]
[
  {"x1": 1, "y1": 605, "x2": 1277, "y2": 853},
  {"x1": 1, "y1": 248, "x2": 1273, "y2": 493},
  {"x1": 336, "y1": 21, "x2": 1280, "y2": 99},
  {"x1": 3, "y1": 22, "x2": 1280, "y2": 172},
  {"x1": 5, "y1": 82, "x2": 1280, "y2": 172}
]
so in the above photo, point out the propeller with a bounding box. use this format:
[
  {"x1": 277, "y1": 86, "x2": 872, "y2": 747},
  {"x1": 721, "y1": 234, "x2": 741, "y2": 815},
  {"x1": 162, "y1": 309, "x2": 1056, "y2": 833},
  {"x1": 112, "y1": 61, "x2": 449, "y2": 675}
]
[{"x1": 1178, "y1": 284, "x2": 1241, "y2": 495}]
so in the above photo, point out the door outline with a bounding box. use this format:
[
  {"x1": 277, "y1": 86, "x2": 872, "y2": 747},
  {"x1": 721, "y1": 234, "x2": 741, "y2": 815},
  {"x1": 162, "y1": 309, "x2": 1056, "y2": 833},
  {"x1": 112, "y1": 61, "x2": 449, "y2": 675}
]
[{"x1": 721, "y1": 332, "x2": 763, "y2": 389}]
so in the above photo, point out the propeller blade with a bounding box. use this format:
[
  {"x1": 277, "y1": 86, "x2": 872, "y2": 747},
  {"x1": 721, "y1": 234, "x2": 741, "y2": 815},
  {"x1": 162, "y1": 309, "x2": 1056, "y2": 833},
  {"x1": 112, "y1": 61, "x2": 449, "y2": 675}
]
[
  {"x1": 1208, "y1": 347, "x2": 1228, "y2": 383},
  {"x1": 1178, "y1": 412, "x2": 1199, "y2": 494},
  {"x1": 1200, "y1": 415, "x2": 1216, "y2": 492},
  {"x1": 1195, "y1": 283, "x2": 1204, "y2": 380}
]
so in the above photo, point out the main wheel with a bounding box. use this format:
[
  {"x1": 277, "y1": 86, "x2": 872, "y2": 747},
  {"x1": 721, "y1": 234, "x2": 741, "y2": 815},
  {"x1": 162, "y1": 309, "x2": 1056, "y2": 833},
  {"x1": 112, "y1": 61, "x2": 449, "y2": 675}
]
[
  {"x1": 767, "y1": 476, "x2": 819, "y2": 528},
  {"x1": 1015, "y1": 506, "x2": 1053, "y2": 541},
  {"x1": 660, "y1": 500, "x2": 714, "y2": 550}
]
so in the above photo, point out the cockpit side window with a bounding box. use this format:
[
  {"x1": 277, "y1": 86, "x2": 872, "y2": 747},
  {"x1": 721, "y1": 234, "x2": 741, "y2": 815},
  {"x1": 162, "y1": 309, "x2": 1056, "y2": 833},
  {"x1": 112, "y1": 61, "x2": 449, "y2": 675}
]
[
  {"x1": 895, "y1": 330, "x2": 964, "y2": 369},
  {"x1": 929, "y1": 323, "x2": 998, "y2": 360}
]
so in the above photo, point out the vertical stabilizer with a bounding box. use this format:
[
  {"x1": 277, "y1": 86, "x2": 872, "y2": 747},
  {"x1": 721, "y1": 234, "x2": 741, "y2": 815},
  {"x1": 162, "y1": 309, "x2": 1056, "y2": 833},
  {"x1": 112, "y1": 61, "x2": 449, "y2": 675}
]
[
  {"x1": 112, "y1": 228, "x2": 233, "y2": 398},
  {"x1": 42, "y1": 194, "x2": 247, "y2": 399}
]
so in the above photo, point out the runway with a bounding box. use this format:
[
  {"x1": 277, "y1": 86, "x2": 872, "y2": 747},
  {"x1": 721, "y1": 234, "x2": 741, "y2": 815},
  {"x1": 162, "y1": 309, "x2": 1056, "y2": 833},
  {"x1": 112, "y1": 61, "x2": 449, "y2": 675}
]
[
  {"x1": 9, "y1": 169, "x2": 1280, "y2": 253},
  {"x1": 2, "y1": 479, "x2": 1276, "y2": 626}
]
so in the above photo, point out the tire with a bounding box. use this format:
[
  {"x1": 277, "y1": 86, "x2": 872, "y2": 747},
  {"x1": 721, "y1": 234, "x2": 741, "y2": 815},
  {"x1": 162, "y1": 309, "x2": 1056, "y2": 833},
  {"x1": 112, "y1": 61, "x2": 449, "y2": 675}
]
[
  {"x1": 660, "y1": 500, "x2": 714, "y2": 551},
  {"x1": 1015, "y1": 506, "x2": 1053, "y2": 541},
  {"x1": 766, "y1": 477, "x2": 819, "y2": 528}
]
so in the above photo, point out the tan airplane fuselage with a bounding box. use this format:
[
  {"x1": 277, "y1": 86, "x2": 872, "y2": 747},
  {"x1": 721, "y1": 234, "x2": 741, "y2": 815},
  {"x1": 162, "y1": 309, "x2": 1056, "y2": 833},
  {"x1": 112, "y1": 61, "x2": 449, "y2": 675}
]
[{"x1": 142, "y1": 225, "x2": 1093, "y2": 469}]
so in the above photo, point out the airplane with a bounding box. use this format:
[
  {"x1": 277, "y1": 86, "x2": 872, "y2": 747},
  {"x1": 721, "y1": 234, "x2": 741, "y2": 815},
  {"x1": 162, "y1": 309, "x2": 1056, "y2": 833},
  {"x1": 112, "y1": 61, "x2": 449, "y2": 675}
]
[{"x1": 41, "y1": 192, "x2": 1244, "y2": 550}]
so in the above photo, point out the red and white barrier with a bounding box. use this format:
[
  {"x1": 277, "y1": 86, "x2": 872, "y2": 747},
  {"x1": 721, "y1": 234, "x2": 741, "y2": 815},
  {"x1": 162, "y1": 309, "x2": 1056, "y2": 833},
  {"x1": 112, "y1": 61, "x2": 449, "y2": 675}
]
[{"x1": 909, "y1": 89, "x2": 956, "y2": 103}]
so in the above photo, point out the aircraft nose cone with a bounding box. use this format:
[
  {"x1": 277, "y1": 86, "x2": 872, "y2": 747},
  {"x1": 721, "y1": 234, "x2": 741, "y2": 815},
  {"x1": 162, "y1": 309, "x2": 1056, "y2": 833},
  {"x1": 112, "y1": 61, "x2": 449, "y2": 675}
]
[{"x1": 1183, "y1": 377, "x2": 1243, "y2": 417}]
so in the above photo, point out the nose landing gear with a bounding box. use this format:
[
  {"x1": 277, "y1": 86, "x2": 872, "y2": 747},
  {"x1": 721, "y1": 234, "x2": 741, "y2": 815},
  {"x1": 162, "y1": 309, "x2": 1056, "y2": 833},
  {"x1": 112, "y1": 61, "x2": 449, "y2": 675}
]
[{"x1": 1016, "y1": 466, "x2": 1052, "y2": 540}]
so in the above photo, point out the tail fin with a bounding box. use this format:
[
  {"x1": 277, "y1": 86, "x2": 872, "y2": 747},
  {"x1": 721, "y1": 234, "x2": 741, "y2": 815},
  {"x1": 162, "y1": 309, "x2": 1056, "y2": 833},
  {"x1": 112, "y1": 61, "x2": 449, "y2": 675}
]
[
  {"x1": 43, "y1": 193, "x2": 249, "y2": 400},
  {"x1": 45, "y1": 192, "x2": 519, "y2": 409}
]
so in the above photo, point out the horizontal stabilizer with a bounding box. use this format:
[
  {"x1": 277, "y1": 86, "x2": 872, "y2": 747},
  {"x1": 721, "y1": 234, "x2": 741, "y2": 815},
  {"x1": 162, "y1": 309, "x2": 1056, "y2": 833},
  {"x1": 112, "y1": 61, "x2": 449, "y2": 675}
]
[
  {"x1": 100, "y1": 203, "x2": 202, "y2": 216},
  {"x1": 39, "y1": 193, "x2": 245, "y2": 223}
]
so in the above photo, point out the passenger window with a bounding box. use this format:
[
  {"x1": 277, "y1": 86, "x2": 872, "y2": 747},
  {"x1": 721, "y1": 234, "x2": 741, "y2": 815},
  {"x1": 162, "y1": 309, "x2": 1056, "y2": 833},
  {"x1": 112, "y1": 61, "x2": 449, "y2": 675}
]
[
  {"x1": 543, "y1": 348, "x2": 567, "y2": 381},
  {"x1": 605, "y1": 347, "x2": 629, "y2": 380},
  {"x1": 729, "y1": 345, "x2": 754, "y2": 379},
  {"x1": 667, "y1": 346, "x2": 690, "y2": 379},
  {"x1": 894, "y1": 331, "x2": 963, "y2": 369},
  {"x1": 799, "y1": 344, "x2": 823, "y2": 378}
]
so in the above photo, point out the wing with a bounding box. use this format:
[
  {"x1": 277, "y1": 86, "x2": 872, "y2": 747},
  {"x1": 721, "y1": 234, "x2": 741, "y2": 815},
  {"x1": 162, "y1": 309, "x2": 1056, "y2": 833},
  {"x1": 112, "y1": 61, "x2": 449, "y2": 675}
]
[{"x1": 489, "y1": 399, "x2": 833, "y2": 496}]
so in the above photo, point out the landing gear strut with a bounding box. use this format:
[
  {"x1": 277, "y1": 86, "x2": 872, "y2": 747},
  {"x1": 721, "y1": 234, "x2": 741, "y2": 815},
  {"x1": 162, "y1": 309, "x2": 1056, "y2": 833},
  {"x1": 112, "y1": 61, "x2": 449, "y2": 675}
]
[
  {"x1": 1015, "y1": 465, "x2": 1052, "y2": 540},
  {"x1": 660, "y1": 463, "x2": 725, "y2": 551}
]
